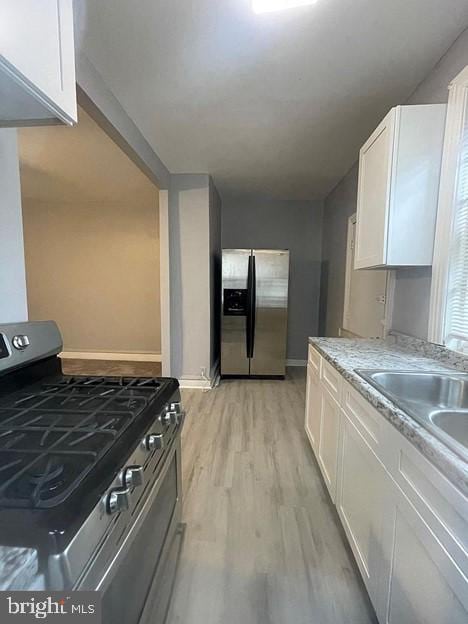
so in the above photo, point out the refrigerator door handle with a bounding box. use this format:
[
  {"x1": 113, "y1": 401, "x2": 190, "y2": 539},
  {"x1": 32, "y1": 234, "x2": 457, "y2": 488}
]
[
  {"x1": 245, "y1": 256, "x2": 252, "y2": 358},
  {"x1": 250, "y1": 255, "x2": 256, "y2": 357},
  {"x1": 246, "y1": 255, "x2": 256, "y2": 359}
]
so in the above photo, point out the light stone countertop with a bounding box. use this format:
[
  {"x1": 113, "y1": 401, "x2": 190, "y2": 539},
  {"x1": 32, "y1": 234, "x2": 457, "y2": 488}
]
[
  {"x1": 0, "y1": 546, "x2": 44, "y2": 591},
  {"x1": 308, "y1": 335, "x2": 468, "y2": 496}
]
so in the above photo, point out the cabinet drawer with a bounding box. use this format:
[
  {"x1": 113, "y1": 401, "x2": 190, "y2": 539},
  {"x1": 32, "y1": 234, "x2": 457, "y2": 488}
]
[
  {"x1": 341, "y1": 381, "x2": 382, "y2": 454},
  {"x1": 308, "y1": 345, "x2": 321, "y2": 376},
  {"x1": 320, "y1": 359, "x2": 342, "y2": 402}
]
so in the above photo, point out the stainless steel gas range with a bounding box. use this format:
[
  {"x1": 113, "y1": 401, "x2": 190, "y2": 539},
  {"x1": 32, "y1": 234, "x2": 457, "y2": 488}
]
[{"x1": 0, "y1": 321, "x2": 185, "y2": 624}]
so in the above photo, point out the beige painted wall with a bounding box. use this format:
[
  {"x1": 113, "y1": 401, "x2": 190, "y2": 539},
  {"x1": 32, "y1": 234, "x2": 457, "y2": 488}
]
[{"x1": 22, "y1": 197, "x2": 161, "y2": 354}]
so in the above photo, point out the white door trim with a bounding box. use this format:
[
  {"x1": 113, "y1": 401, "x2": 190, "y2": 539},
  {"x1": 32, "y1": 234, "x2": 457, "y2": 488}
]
[{"x1": 342, "y1": 214, "x2": 356, "y2": 331}]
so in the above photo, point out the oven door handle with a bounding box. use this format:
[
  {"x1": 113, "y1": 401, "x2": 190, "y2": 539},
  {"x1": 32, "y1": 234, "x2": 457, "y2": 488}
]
[{"x1": 75, "y1": 438, "x2": 180, "y2": 592}]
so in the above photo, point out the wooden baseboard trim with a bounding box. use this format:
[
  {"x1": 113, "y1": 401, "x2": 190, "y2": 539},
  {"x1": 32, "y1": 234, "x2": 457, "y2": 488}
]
[{"x1": 60, "y1": 351, "x2": 162, "y2": 362}]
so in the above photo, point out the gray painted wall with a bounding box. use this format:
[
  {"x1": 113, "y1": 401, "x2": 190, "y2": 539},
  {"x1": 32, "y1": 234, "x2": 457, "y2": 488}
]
[
  {"x1": 0, "y1": 130, "x2": 28, "y2": 324},
  {"x1": 222, "y1": 197, "x2": 323, "y2": 360},
  {"x1": 322, "y1": 27, "x2": 468, "y2": 339},
  {"x1": 168, "y1": 174, "x2": 222, "y2": 381}
]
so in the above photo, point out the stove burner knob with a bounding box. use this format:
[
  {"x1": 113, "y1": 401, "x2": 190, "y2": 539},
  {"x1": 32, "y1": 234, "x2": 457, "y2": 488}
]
[
  {"x1": 166, "y1": 402, "x2": 182, "y2": 414},
  {"x1": 106, "y1": 487, "x2": 130, "y2": 515},
  {"x1": 161, "y1": 408, "x2": 185, "y2": 425},
  {"x1": 161, "y1": 410, "x2": 178, "y2": 425},
  {"x1": 123, "y1": 465, "x2": 144, "y2": 489},
  {"x1": 12, "y1": 335, "x2": 30, "y2": 351},
  {"x1": 144, "y1": 433, "x2": 164, "y2": 451}
]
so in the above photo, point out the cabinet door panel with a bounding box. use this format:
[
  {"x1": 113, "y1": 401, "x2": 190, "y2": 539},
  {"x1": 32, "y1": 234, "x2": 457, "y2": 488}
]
[
  {"x1": 0, "y1": 0, "x2": 76, "y2": 123},
  {"x1": 337, "y1": 413, "x2": 385, "y2": 610},
  {"x1": 305, "y1": 365, "x2": 321, "y2": 452},
  {"x1": 318, "y1": 389, "x2": 340, "y2": 501},
  {"x1": 382, "y1": 491, "x2": 468, "y2": 624},
  {"x1": 355, "y1": 111, "x2": 394, "y2": 268}
]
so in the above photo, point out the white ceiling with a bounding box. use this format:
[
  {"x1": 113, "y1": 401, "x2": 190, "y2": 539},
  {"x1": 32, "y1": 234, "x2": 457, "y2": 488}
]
[
  {"x1": 75, "y1": 0, "x2": 468, "y2": 200},
  {"x1": 19, "y1": 107, "x2": 156, "y2": 203}
]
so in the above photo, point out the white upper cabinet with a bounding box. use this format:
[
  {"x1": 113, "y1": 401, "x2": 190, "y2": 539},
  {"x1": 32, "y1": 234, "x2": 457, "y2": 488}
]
[
  {"x1": 355, "y1": 105, "x2": 446, "y2": 269},
  {"x1": 0, "y1": 0, "x2": 77, "y2": 126}
]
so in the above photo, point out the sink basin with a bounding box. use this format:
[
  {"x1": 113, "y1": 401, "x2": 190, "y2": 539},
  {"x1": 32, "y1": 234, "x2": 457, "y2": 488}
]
[
  {"x1": 430, "y1": 410, "x2": 468, "y2": 449},
  {"x1": 356, "y1": 370, "x2": 468, "y2": 460}
]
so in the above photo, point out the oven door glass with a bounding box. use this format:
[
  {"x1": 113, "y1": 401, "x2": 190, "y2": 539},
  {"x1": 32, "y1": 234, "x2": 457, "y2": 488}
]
[{"x1": 101, "y1": 453, "x2": 178, "y2": 624}]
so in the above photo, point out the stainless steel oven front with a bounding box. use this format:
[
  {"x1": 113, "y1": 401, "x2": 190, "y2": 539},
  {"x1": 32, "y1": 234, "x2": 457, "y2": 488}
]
[{"x1": 76, "y1": 435, "x2": 184, "y2": 624}]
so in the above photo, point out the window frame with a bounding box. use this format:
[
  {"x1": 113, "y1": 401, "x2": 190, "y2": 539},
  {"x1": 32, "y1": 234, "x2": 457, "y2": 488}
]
[{"x1": 428, "y1": 65, "x2": 468, "y2": 348}]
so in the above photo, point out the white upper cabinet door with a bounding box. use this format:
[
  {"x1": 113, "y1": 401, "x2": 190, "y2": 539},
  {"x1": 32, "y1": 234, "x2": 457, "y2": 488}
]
[
  {"x1": 355, "y1": 105, "x2": 446, "y2": 269},
  {"x1": 0, "y1": 0, "x2": 77, "y2": 126},
  {"x1": 355, "y1": 109, "x2": 395, "y2": 269}
]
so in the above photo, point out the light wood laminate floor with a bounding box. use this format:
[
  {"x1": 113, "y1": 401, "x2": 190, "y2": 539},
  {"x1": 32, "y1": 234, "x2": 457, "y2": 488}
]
[{"x1": 167, "y1": 368, "x2": 377, "y2": 624}]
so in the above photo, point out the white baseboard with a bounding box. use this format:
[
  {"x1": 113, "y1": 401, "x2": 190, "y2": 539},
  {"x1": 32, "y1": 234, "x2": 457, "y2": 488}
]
[
  {"x1": 286, "y1": 359, "x2": 307, "y2": 367},
  {"x1": 60, "y1": 351, "x2": 162, "y2": 362},
  {"x1": 178, "y1": 377, "x2": 212, "y2": 389},
  {"x1": 179, "y1": 360, "x2": 220, "y2": 390}
]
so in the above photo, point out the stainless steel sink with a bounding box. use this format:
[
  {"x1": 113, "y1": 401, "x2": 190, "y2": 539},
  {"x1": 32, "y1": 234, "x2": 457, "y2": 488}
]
[{"x1": 356, "y1": 370, "x2": 468, "y2": 460}]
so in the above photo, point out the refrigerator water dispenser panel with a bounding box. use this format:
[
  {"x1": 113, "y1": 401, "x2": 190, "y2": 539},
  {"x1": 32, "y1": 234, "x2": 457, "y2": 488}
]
[{"x1": 224, "y1": 289, "x2": 248, "y2": 316}]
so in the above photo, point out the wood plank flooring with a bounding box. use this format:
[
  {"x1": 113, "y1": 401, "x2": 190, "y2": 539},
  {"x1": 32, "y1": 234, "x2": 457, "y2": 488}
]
[{"x1": 167, "y1": 369, "x2": 377, "y2": 624}]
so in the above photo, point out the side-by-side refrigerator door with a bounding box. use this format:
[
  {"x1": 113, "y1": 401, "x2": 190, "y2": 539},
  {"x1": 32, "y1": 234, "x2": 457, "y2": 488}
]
[
  {"x1": 250, "y1": 250, "x2": 289, "y2": 377},
  {"x1": 221, "y1": 249, "x2": 251, "y2": 376}
]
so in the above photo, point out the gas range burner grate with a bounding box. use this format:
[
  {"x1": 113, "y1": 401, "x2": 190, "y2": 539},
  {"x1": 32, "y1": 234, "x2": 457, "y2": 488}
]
[
  {"x1": 0, "y1": 450, "x2": 96, "y2": 509},
  {"x1": 0, "y1": 375, "x2": 168, "y2": 509}
]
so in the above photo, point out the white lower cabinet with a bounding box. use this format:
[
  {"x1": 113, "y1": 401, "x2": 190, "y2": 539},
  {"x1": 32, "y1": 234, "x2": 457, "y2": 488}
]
[
  {"x1": 305, "y1": 363, "x2": 321, "y2": 452},
  {"x1": 337, "y1": 412, "x2": 387, "y2": 613},
  {"x1": 318, "y1": 388, "x2": 341, "y2": 502},
  {"x1": 380, "y1": 483, "x2": 468, "y2": 624},
  {"x1": 305, "y1": 346, "x2": 468, "y2": 623}
]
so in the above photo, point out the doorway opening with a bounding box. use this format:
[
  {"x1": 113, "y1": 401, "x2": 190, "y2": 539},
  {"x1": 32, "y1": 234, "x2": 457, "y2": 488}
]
[
  {"x1": 342, "y1": 214, "x2": 394, "y2": 339},
  {"x1": 18, "y1": 106, "x2": 162, "y2": 376}
]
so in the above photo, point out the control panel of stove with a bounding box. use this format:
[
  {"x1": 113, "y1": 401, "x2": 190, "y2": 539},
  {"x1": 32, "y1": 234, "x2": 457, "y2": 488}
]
[{"x1": 104, "y1": 399, "x2": 183, "y2": 515}]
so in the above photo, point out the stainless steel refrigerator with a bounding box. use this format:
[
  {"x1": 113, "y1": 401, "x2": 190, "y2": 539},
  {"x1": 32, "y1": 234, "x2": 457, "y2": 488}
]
[{"x1": 221, "y1": 249, "x2": 289, "y2": 378}]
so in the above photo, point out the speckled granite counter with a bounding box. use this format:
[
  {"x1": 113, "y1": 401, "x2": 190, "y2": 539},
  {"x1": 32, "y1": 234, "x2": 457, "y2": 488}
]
[
  {"x1": 308, "y1": 336, "x2": 468, "y2": 496},
  {"x1": 0, "y1": 546, "x2": 44, "y2": 590}
]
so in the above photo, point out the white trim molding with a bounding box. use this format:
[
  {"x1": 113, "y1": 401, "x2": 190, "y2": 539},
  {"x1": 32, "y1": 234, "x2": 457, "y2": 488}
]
[
  {"x1": 429, "y1": 65, "x2": 468, "y2": 344},
  {"x1": 60, "y1": 351, "x2": 162, "y2": 362},
  {"x1": 286, "y1": 359, "x2": 307, "y2": 367},
  {"x1": 178, "y1": 377, "x2": 213, "y2": 389}
]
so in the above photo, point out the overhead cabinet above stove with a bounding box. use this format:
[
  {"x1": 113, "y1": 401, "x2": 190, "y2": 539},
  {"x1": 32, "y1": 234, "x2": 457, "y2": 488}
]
[
  {"x1": 355, "y1": 104, "x2": 446, "y2": 269},
  {"x1": 0, "y1": 0, "x2": 77, "y2": 127}
]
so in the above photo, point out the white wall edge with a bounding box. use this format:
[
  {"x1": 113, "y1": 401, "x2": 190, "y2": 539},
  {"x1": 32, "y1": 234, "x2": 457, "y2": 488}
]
[
  {"x1": 159, "y1": 189, "x2": 171, "y2": 376},
  {"x1": 286, "y1": 359, "x2": 307, "y2": 367},
  {"x1": 60, "y1": 352, "x2": 162, "y2": 362}
]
